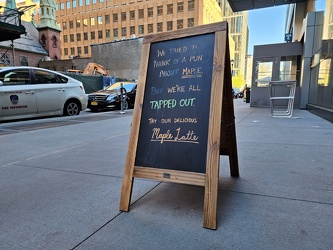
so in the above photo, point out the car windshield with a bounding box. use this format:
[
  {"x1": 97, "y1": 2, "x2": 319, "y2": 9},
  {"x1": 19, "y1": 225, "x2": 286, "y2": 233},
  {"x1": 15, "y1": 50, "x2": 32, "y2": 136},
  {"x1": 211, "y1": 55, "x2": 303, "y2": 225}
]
[{"x1": 105, "y1": 82, "x2": 136, "y2": 92}]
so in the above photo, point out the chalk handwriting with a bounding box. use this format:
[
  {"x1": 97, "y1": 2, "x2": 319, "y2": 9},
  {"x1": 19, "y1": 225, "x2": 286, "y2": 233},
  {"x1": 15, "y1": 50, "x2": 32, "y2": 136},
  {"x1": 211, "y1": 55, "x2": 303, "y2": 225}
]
[{"x1": 151, "y1": 127, "x2": 199, "y2": 144}]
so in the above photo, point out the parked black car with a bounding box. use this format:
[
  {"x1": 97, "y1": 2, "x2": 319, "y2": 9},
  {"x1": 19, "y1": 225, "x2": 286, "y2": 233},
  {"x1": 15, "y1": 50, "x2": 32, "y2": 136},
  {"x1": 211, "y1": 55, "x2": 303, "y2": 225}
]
[{"x1": 87, "y1": 81, "x2": 137, "y2": 111}]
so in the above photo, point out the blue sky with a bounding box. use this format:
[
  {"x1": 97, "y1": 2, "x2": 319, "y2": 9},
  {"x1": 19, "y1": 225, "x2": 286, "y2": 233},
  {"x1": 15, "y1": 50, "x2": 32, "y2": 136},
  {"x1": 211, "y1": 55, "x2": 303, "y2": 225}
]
[{"x1": 247, "y1": 5, "x2": 288, "y2": 55}]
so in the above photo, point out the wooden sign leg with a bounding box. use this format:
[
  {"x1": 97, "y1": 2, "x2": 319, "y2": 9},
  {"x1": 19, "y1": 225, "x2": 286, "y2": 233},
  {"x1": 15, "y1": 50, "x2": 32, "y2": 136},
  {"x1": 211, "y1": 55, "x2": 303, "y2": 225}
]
[
  {"x1": 202, "y1": 30, "x2": 226, "y2": 230},
  {"x1": 203, "y1": 158, "x2": 220, "y2": 229}
]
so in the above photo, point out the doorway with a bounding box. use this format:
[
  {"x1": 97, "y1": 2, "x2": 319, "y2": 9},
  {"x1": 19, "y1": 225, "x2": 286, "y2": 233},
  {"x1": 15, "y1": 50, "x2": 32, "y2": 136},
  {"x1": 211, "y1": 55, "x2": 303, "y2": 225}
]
[{"x1": 250, "y1": 43, "x2": 302, "y2": 107}]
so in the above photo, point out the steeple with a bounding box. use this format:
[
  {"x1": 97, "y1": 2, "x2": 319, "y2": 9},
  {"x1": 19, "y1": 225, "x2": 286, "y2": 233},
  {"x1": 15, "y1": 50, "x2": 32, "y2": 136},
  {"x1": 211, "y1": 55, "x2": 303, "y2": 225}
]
[
  {"x1": 5, "y1": 0, "x2": 17, "y2": 10},
  {"x1": 37, "y1": 0, "x2": 61, "y2": 31},
  {"x1": 4, "y1": 0, "x2": 18, "y2": 17}
]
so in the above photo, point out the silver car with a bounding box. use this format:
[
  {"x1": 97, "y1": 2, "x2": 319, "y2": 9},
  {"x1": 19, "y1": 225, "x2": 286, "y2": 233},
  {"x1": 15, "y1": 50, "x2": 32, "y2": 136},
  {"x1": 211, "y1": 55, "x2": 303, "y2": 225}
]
[{"x1": 0, "y1": 66, "x2": 87, "y2": 121}]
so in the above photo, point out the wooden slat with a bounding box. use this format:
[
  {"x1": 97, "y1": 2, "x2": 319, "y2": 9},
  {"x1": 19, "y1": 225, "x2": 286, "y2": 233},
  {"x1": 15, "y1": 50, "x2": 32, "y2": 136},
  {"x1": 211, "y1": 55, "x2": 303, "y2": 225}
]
[
  {"x1": 119, "y1": 43, "x2": 150, "y2": 212},
  {"x1": 134, "y1": 167, "x2": 206, "y2": 186},
  {"x1": 202, "y1": 30, "x2": 226, "y2": 230},
  {"x1": 143, "y1": 21, "x2": 227, "y2": 44}
]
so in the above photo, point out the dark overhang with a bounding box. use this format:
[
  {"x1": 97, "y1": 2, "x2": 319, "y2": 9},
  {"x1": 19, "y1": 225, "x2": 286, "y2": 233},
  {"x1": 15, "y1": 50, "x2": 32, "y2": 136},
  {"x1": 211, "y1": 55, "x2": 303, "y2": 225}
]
[
  {"x1": 0, "y1": 21, "x2": 26, "y2": 41},
  {"x1": 0, "y1": 5, "x2": 35, "y2": 42},
  {"x1": 228, "y1": 0, "x2": 307, "y2": 12}
]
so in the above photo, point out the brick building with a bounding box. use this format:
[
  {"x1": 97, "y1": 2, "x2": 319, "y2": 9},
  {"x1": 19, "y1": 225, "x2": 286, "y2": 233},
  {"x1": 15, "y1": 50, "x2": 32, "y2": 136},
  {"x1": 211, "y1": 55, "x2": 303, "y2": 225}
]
[{"x1": 37, "y1": 0, "x2": 223, "y2": 59}]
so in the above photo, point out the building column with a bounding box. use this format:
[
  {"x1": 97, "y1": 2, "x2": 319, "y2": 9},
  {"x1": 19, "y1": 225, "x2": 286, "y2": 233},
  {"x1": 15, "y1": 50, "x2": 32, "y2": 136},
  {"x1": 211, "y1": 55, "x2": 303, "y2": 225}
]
[{"x1": 299, "y1": 11, "x2": 324, "y2": 109}]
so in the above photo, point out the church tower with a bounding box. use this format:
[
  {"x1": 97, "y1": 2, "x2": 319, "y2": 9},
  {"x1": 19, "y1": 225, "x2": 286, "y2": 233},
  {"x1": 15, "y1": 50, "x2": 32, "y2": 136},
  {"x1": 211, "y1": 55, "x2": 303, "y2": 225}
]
[{"x1": 37, "y1": 0, "x2": 61, "y2": 59}]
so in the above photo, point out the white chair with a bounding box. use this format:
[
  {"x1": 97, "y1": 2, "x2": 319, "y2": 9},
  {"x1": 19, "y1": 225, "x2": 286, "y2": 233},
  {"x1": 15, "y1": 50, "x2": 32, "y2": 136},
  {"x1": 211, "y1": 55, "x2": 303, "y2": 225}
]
[{"x1": 269, "y1": 81, "x2": 296, "y2": 118}]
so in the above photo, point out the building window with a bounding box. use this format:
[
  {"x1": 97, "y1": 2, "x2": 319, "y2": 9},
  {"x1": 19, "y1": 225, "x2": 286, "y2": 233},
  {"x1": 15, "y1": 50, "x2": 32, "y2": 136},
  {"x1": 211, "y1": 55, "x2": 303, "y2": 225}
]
[
  {"x1": 113, "y1": 13, "x2": 118, "y2": 22},
  {"x1": 83, "y1": 18, "x2": 88, "y2": 26},
  {"x1": 60, "y1": 3, "x2": 64, "y2": 9},
  {"x1": 167, "y1": 21, "x2": 172, "y2": 31},
  {"x1": 98, "y1": 30, "x2": 103, "y2": 39},
  {"x1": 62, "y1": 22, "x2": 67, "y2": 29},
  {"x1": 188, "y1": 18, "x2": 194, "y2": 27},
  {"x1": 70, "y1": 34, "x2": 74, "y2": 42},
  {"x1": 86, "y1": 0, "x2": 89, "y2": 5},
  {"x1": 122, "y1": 27, "x2": 127, "y2": 36},
  {"x1": 130, "y1": 10, "x2": 135, "y2": 20},
  {"x1": 157, "y1": 22, "x2": 163, "y2": 32},
  {"x1": 177, "y1": 19, "x2": 183, "y2": 29},
  {"x1": 76, "y1": 19, "x2": 80, "y2": 28},
  {"x1": 64, "y1": 48, "x2": 68, "y2": 56},
  {"x1": 92, "y1": 0, "x2": 96, "y2": 3},
  {"x1": 77, "y1": 47, "x2": 81, "y2": 55},
  {"x1": 37, "y1": 58, "x2": 43, "y2": 65},
  {"x1": 138, "y1": 25, "x2": 144, "y2": 34},
  {"x1": 177, "y1": 2, "x2": 183, "y2": 12},
  {"x1": 130, "y1": 26, "x2": 135, "y2": 35},
  {"x1": 66, "y1": 1, "x2": 70, "y2": 8},
  {"x1": 41, "y1": 34, "x2": 47, "y2": 46},
  {"x1": 69, "y1": 21, "x2": 73, "y2": 29},
  {"x1": 79, "y1": 0, "x2": 83, "y2": 6},
  {"x1": 20, "y1": 56, "x2": 28, "y2": 66},
  {"x1": 0, "y1": 53, "x2": 10, "y2": 65},
  {"x1": 90, "y1": 17, "x2": 95, "y2": 26},
  {"x1": 138, "y1": 9, "x2": 144, "y2": 18},
  {"x1": 52, "y1": 36, "x2": 57, "y2": 47},
  {"x1": 148, "y1": 24, "x2": 153, "y2": 33},
  {"x1": 121, "y1": 12, "x2": 126, "y2": 21},
  {"x1": 70, "y1": 47, "x2": 75, "y2": 55},
  {"x1": 167, "y1": 4, "x2": 173, "y2": 14},
  {"x1": 91, "y1": 31, "x2": 95, "y2": 39},
  {"x1": 106, "y1": 29, "x2": 111, "y2": 38},
  {"x1": 73, "y1": 0, "x2": 77, "y2": 8},
  {"x1": 84, "y1": 46, "x2": 88, "y2": 54},
  {"x1": 83, "y1": 32, "x2": 88, "y2": 40},
  {"x1": 98, "y1": 16, "x2": 102, "y2": 24},
  {"x1": 105, "y1": 14, "x2": 110, "y2": 24},
  {"x1": 157, "y1": 6, "x2": 163, "y2": 15},
  {"x1": 148, "y1": 7, "x2": 153, "y2": 17},
  {"x1": 63, "y1": 35, "x2": 68, "y2": 43},
  {"x1": 188, "y1": 0, "x2": 194, "y2": 11},
  {"x1": 77, "y1": 33, "x2": 81, "y2": 41},
  {"x1": 113, "y1": 28, "x2": 118, "y2": 38}
]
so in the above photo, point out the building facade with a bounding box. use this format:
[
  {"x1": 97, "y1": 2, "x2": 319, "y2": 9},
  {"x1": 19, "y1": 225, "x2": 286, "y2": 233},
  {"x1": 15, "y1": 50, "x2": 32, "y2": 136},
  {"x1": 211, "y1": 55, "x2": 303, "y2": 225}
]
[
  {"x1": 284, "y1": 0, "x2": 332, "y2": 120},
  {"x1": 219, "y1": 0, "x2": 248, "y2": 79},
  {"x1": 35, "y1": 0, "x2": 223, "y2": 59}
]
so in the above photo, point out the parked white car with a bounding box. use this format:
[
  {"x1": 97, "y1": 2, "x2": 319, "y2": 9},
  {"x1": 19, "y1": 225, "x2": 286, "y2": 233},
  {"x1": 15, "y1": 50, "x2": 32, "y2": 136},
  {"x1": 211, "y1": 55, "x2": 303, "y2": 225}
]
[{"x1": 0, "y1": 66, "x2": 87, "y2": 121}]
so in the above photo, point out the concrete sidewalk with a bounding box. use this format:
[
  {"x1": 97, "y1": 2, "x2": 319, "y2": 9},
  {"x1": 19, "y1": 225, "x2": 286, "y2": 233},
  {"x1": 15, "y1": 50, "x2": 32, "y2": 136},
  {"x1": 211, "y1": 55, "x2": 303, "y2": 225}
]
[{"x1": 0, "y1": 100, "x2": 332, "y2": 249}]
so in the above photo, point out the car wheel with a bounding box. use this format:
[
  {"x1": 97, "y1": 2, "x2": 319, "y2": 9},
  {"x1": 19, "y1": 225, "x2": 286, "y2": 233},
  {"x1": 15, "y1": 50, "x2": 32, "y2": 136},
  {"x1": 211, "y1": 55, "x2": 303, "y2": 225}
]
[{"x1": 64, "y1": 100, "x2": 80, "y2": 116}]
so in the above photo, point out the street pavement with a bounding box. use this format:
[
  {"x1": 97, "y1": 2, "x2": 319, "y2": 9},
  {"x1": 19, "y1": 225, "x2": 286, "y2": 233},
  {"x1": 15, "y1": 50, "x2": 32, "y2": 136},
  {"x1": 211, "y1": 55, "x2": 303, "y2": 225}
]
[{"x1": 0, "y1": 99, "x2": 332, "y2": 249}]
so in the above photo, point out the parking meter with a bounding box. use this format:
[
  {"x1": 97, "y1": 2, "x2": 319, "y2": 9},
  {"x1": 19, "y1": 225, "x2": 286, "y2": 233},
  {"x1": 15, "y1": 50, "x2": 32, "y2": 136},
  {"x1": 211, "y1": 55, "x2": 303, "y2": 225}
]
[{"x1": 120, "y1": 83, "x2": 127, "y2": 114}]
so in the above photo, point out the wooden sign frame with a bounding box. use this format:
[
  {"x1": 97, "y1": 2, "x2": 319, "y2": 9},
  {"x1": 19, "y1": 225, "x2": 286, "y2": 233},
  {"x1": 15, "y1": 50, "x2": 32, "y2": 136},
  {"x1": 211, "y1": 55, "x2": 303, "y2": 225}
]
[{"x1": 119, "y1": 21, "x2": 239, "y2": 230}]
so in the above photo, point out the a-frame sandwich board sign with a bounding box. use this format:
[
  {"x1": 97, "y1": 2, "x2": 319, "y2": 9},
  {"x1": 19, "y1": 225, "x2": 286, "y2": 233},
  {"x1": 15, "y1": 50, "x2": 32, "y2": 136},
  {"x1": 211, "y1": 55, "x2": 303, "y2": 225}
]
[{"x1": 119, "y1": 21, "x2": 239, "y2": 230}]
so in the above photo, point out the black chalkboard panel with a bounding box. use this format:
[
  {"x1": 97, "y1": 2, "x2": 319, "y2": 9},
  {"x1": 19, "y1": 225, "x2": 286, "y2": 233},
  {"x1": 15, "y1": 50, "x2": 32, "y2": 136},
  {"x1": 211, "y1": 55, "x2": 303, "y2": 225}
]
[{"x1": 135, "y1": 33, "x2": 215, "y2": 173}]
